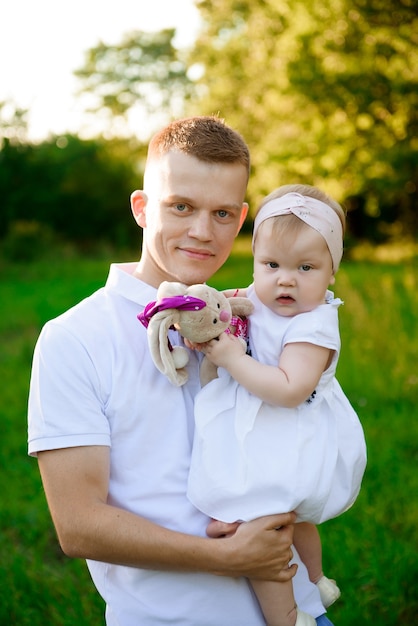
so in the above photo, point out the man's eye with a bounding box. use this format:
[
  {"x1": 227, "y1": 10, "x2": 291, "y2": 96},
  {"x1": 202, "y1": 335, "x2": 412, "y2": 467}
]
[
  {"x1": 175, "y1": 203, "x2": 188, "y2": 212},
  {"x1": 217, "y1": 210, "x2": 229, "y2": 218}
]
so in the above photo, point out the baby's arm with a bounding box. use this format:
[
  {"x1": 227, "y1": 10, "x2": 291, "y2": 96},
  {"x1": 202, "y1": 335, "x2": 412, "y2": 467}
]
[{"x1": 202, "y1": 333, "x2": 332, "y2": 408}]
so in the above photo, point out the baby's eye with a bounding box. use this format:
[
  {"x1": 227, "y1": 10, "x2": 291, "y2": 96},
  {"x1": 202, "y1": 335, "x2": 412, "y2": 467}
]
[
  {"x1": 300, "y1": 264, "x2": 312, "y2": 272},
  {"x1": 267, "y1": 262, "x2": 278, "y2": 269}
]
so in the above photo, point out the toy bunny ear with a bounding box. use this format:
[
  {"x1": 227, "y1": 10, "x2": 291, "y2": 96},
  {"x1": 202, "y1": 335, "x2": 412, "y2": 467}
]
[{"x1": 147, "y1": 309, "x2": 189, "y2": 387}]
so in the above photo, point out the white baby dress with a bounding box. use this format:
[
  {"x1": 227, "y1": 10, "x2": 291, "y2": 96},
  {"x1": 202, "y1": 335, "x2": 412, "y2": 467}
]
[{"x1": 187, "y1": 286, "x2": 367, "y2": 524}]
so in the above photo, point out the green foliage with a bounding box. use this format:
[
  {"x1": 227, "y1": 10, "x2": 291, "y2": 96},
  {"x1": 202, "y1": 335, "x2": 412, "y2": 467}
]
[
  {"x1": 0, "y1": 135, "x2": 146, "y2": 250},
  {"x1": 188, "y1": 0, "x2": 418, "y2": 240},
  {"x1": 1, "y1": 253, "x2": 417, "y2": 625},
  {"x1": 0, "y1": 99, "x2": 29, "y2": 145},
  {"x1": 0, "y1": 220, "x2": 57, "y2": 262}
]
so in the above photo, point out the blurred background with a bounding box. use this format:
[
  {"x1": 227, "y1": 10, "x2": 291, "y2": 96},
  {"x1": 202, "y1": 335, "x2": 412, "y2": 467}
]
[
  {"x1": 0, "y1": 1, "x2": 417, "y2": 624},
  {"x1": 1, "y1": 0, "x2": 416, "y2": 259}
]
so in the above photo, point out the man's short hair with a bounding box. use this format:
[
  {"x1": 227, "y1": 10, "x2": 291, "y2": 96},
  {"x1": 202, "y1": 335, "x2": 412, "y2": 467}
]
[{"x1": 147, "y1": 116, "x2": 250, "y2": 178}]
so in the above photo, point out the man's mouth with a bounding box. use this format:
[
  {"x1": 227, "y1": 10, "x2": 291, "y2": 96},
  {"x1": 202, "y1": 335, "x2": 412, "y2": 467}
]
[{"x1": 181, "y1": 247, "x2": 214, "y2": 261}]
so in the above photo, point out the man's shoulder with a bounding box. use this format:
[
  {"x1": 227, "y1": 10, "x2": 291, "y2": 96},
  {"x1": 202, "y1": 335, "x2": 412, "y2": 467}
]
[
  {"x1": 50, "y1": 286, "x2": 107, "y2": 328},
  {"x1": 37, "y1": 287, "x2": 109, "y2": 354}
]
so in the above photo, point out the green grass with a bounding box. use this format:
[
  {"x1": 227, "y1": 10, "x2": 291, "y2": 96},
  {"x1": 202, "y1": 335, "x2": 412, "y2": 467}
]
[{"x1": 1, "y1": 250, "x2": 417, "y2": 625}]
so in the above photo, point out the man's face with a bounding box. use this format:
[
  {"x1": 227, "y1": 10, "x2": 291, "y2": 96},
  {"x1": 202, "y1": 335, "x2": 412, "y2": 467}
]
[{"x1": 133, "y1": 150, "x2": 248, "y2": 287}]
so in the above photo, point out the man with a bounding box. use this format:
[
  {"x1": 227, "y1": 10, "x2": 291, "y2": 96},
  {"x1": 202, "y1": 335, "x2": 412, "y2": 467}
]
[{"x1": 28, "y1": 116, "x2": 332, "y2": 625}]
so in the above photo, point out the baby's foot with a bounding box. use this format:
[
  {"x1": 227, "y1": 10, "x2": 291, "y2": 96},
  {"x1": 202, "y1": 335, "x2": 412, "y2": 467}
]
[
  {"x1": 295, "y1": 608, "x2": 316, "y2": 625},
  {"x1": 316, "y1": 575, "x2": 341, "y2": 608}
]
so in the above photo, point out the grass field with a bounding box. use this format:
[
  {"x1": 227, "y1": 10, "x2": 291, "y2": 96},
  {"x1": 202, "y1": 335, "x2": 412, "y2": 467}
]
[{"x1": 0, "y1": 248, "x2": 417, "y2": 625}]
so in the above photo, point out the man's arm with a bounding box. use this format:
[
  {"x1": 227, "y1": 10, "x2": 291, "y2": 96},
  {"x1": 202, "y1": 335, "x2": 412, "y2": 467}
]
[{"x1": 38, "y1": 445, "x2": 297, "y2": 581}]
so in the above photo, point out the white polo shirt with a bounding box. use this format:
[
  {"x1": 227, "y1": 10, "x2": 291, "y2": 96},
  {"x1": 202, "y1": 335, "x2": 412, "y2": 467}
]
[{"x1": 28, "y1": 263, "x2": 325, "y2": 625}]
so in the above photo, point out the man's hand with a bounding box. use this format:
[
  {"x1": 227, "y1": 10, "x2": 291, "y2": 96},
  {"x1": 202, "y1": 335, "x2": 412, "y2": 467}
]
[{"x1": 208, "y1": 513, "x2": 298, "y2": 582}]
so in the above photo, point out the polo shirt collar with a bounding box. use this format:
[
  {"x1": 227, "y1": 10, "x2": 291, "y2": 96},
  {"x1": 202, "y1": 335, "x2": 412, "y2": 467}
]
[{"x1": 105, "y1": 263, "x2": 157, "y2": 307}]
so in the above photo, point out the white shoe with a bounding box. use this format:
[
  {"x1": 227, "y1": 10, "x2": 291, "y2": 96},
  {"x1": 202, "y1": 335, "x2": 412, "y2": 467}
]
[
  {"x1": 316, "y1": 575, "x2": 341, "y2": 608},
  {"x1": 295, "y1": 608, "x2": 317, "y2": 625}
]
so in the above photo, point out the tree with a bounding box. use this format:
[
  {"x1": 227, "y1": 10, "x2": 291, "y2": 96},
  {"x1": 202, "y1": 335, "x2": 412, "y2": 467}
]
[
  {"x1": 0, "y1": 135, "x2": 146, "y2": 250},
  {"x1": 74, "y1": 29, "x2": 195, "y2": 136},
  {"x1": 0, "y1": 100, "x2": 29, "y2": 146},
  {"x1": 187, "y1": 0, "x2": 418, "y2": 240}
]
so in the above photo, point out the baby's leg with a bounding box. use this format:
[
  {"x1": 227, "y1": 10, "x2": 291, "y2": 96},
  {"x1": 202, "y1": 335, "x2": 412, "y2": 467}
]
[
  {"x1": 294, "y1": 522, "x2": 341, "y2": 608},
  {"x1": 293, "y1": 522, "x2": 323, "y2": 583},
  {"x1": 250, "y1": 579, "x2": 315, "y2": 626}
]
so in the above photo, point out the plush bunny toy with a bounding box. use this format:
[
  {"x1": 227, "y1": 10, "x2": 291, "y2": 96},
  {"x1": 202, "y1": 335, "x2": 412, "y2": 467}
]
[{"x1": 138, "y1": 281, "x2": 254, "y2": 387}]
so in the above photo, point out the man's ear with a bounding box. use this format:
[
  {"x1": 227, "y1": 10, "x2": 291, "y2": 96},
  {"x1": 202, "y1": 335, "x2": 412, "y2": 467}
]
[
  {"x1": 237, "y1": 202, "x2": 249, "y2": 233},
  {"x1": 130, "y1": 190, "x2": 148, "y2": 227}
]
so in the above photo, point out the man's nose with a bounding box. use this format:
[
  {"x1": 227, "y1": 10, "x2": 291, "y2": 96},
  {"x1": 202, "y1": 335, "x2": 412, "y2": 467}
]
[{"x1": 188, "y1": 213, "x2": 212, "y2": 240}]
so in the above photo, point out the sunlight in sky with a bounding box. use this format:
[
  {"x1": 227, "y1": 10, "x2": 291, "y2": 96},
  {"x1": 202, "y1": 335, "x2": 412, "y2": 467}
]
[{"x1": 1, "y1": 0, "x2": 200, "y2": 140}]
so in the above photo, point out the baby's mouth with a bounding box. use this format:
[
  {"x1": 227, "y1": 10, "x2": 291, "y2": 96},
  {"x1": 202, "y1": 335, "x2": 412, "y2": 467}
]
[{"x1": 277, "y1": 294, "x2": 295, "y2": 304}]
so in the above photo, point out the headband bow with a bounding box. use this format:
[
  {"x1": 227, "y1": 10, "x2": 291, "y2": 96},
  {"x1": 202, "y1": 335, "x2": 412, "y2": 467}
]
[{"x1": 252, "y1": 192, "x2": 343, "y2": 272}]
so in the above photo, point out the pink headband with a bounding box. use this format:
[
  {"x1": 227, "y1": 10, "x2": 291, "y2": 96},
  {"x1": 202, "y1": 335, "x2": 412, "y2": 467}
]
[{"x1": 252, "y1": 192, "x2": 343, "y2": 272}]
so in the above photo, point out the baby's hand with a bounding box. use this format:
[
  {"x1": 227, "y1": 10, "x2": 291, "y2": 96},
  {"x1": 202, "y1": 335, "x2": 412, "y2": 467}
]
[
  {"x1": 183, "y1": 337, "x2": 218, "y2": 352},
  {"x1": 203, "y1": 332, "x2": 246, "y2": 369}
]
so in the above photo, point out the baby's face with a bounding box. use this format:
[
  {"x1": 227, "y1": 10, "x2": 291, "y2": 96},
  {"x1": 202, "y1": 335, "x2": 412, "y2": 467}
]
[{"x1": 253, "y1": 221, "x2": 335, "y2": 317}]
